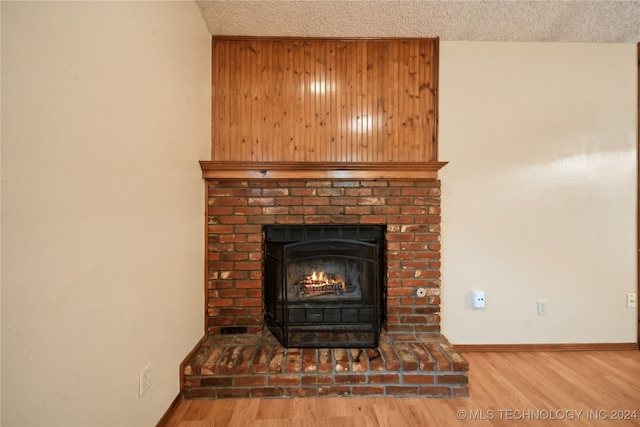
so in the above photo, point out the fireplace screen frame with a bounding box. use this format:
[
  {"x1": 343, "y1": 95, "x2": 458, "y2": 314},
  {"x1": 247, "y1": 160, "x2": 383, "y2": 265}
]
[{"x1": 264, "y1": 225, "x2": 385, "y2": 348}]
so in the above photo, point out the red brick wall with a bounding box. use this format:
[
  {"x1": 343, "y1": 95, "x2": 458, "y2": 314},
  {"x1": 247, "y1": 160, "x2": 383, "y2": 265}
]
[{"x1": 205, "y1": 179, "x2": 442, "y2": 335}]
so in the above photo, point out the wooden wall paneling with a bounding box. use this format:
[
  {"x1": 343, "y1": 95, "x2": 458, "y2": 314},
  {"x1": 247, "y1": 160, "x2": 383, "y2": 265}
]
[
  {"x1": 309, "y1": 40, "x2": 315, "y2": 161},
  {"x1": 399, "y1": 40, "x2": 408, "y2": 161},
  {"x1": 351, "y1": 43, "x2": 364, "y2": 162},
  {"x1": 250, "y1": 40, "x2": 260, "y2": 161},
  {"x1": 245, "y1": 41, "x2": 252, "y2": 161},
  {"x1": 418, "y1": 40, "x2": 427, "y2": 161},
  {"x1": 238, "y1": 40, "x2": 246, "y2": 160},
  {"x1": 250, "y1": 40, "x2": 259, "y2": 161},
  {"x1": 230, "y1": 40, "x2": 239, "y2": 160},
  {"x1": 210, "y1": 37, "x2": 439, "y2": 164},
  {"x1": 242, "y1": 41, "x2": 250, "y2": 161},
  {"x1": 395, "y1": 41, "x2": 405, "y2": 161},
  {"x1": 364, "y1": 40, "x2": 375, "y2": 162},
  {"x1": 274, "y1": 40, "x2": 284, "y2": 163},
  {"x1": 304, "y1": 40, "x2": 313, "y2": 161},
  {"x1": 368, "y1": 42, "x2": 376, "y2": 163},
  {"x1": 351, "y1": 41, "x2": 359, "y2": 162},
  {"x1": 322, "y1": 41, "x2": 331, "y2": 161},
  {"x1": 370, "y1": 42, "x2": 377, "y2": 162},
  {"x1": 428, "y1": 40, "x2": 436, "y2": 160},
  {"x1": 228, "y1": 40, "x2": 240, "y2": 159},
  {"x1": 339, "y1": 41, "x2": 348, "y2": 162},
  {"x1": 388, "y1": 41, "x2": 399, "y2": 162},
  {"x1": 327, "y1": 41, "x2": 336, "y2": 162},
  {"x1": 292, "y1": 41, "x2": 303, "y2": 161},
  {"x1": 408, "y1": 41, "x2": 418, "y2": 161},
  {"x1": 367, "y1": 42, "x2": 375, "y2": 162},
  {"x1": 350, "y1": 41, "x2": 358, "y2": 161},
  {"x1": 250, "y1": 41, "x2": 259, "y2": 161},
  {"x1": 311, "y1": 40, "x2": 320, "y2": 161},
  {"x1": 344, "y1": 41, "x2": 353, "y2": 162},
  {"x1": 210, "y1": 39, "x2": 217, "y2": 160},
  {"x1": 429, "y1": 41, "x2": 438, "y2": 160},
  {"x1": 419, "y1": 41, "x2": 429, "y2": 161},
  {"x1": 264, "y1": 40, "x2": 271, "y2": 162},
  {"x1": 262, "y1": 40, "x2": 271, "y2": 162},
  {"x1": 300, "y1": 40, "x2": 308, "y2": 161},
  {"x1": 361, "y1": 40, "x2": 369, "y2": 162},
  {"x1": 279, "y1": 41, "x2": 290, "y2": 160},
  {"x1": 313, "y1": 41, "x2": 322, "y2": 161},
  {"x1": 350, "y1": 40, "x2": 359, "y2": 162},
  {"x1": 211, "y1": 39, "x2": 222, "y2": 160},
  {"x1": 380, "y1": 42, "x2": 390, "y2": 161}
]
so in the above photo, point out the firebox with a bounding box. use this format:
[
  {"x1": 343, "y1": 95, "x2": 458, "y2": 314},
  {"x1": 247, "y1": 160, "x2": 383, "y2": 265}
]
[{"x1": 264, "y1": 225, "x2": 385, "y2": 348}]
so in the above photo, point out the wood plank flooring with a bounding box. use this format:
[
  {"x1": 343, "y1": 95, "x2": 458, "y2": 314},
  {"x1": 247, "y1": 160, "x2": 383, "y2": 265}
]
[{"x1": 159, "y1": 350, "x2": 640, "y2": 427}]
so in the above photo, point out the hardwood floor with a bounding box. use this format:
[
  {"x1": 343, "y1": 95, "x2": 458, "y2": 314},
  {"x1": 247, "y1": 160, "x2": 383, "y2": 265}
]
[{"x1": 159, "y1": 350, "x2": 640, "y2": 427}]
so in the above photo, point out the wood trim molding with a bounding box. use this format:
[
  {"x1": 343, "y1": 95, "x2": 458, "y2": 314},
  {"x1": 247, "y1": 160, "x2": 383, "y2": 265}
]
[
  {"x1": 155, "y1": 393, "x2": 183, "y2": 427},
  {"x1": 199, "y1": 161, "x2": 448, "y2": 180},
  {"x1": 454, "y1": 342, "x2": 639, "y2": 353}
]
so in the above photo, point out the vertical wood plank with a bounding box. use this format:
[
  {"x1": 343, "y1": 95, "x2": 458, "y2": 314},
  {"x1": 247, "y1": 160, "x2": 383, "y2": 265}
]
[
  {"x1": 344, "y1": 41, "x2": 353, "y2": 162},
  {"x1": 336, "y1": 42, "x2": 345, "y2": 162},
  {"x1": 211, "y1": 38, "x2": 219, "y2": 161},
  {"x1": 378, "y1": 41, "x2": 388, "y2": 162},
  {"x1": 250, "y1": 41, "x2": 259, "y2": 161},
  {"x1": 210, "y1": 37, "x2": 438, "y2": 164},
  {"x1": 283, "y1": 40, "x2": 292, "y2": 160},
  {"x1": 290, "y1": 41, "x2": 301, "y2": 160},
  {"x1": 302, "y1": 40, "x2": 311, "y2": 161},
  {"x1": 390, "y1": 40, "x2": 399, "y2": 162},
  {"x1": 431, "y1": 39, "x2": 439, "y2": 162},
  {"x1": 327, "y1": 41, "x2": 336, "y2": 162},
  {"x1": 263, "y1": 40, "x2": 272, "y2": 162},
  {"x1": 320, "y1": 40, "x2": 329, "y2": 162},
  {"x1": 399, "y1": 40, "x2": 408, "y2": 162},
  {"x1": 355, "y1": 40, "x2": 361, "y2": 162},
  {"x1": 241, "y1": 41, "x2": 250, "y2": 161},
  {"x1": 410, "y1": 40, "x2": 420, "y2": 162},
  {"x1": 228, "y1": 40, "x2": 240, "y2": 160},
  {"x1": 313, "y1": 41, "x2": 321, "y2": 161}
]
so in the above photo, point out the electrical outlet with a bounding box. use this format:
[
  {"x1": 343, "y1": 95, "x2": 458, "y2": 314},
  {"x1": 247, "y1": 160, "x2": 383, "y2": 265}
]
[
  {"x1": 139, "y1": 363, "x2": 151, "y2": 397},
  {"x1": 627, "y1": 293, "x2": 637, "y2": 308},
  {"x1": 471, "y1": 291, "x2": 485, "y2": 309},
  {"x1": 537, "y1": 299, "x2": 548, "y2": 315}
]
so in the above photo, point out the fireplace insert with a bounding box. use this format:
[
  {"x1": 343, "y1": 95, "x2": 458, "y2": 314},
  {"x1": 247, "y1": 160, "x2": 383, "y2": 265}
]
[{"x1": 264, "y1": 225, "x2": 385, "y2": 348}]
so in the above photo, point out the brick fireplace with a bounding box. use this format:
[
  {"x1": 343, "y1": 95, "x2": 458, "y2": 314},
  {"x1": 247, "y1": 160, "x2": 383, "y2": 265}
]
[
  {"x1": 179, "y1": 176, "x2": 468, "y2": 399},
  {"x1": 205, "y1": 178, "x2": 443, "y2": 336}
]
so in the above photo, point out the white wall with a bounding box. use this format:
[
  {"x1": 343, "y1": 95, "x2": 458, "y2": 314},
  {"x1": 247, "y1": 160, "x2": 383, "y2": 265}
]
[
  {"x1": 1, "y1": 2, "x2": 210, "y2": 426},
  {"x1": 439, "y1": 42, "x2": 637, "y2": 344}
]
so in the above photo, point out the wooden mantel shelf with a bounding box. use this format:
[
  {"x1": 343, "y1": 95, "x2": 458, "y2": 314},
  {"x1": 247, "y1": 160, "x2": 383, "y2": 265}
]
[{"x1": 199, "y1": 161, "x2": 448, "y2": 180}]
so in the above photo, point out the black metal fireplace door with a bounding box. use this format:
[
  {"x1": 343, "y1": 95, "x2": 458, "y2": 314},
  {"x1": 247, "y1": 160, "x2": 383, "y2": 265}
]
[{"x1": 264, "y1": 225, "x2": 385, "y2": 348}]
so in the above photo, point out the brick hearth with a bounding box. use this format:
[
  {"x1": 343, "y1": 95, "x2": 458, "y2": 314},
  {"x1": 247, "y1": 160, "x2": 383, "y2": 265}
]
[{"x1": 183, "y1": 330, "x2": 468, "y2": 398}]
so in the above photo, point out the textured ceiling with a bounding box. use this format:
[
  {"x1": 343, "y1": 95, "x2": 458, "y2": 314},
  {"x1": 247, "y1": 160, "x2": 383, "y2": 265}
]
[{"x1": 196, "y1": 0, "x2": 640, "y2": 43}]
